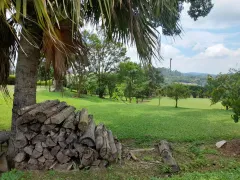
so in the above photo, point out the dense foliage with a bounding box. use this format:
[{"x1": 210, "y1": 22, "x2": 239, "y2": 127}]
[
  {"x1": 64, "y1": 30, "x2": 164, "y2": 101},
  {"x1": 207, "y1": 70, "x2": 240, "y2": 122}
]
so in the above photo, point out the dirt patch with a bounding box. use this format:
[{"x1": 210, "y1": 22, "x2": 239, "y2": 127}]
[{"x1": 220, "y1": 139, "x2": 240, "y2": 156}]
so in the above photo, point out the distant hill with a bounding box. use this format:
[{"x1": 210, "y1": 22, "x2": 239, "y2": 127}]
[
  {"x1": 183, "y1": 72, "x2": 215, "y2": 77},
  {"x1": 158, "y1": 67, "x2": 215, "y2": 86}
]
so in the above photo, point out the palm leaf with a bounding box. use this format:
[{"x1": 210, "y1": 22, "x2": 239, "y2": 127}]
[
  {"x1": 0, "y1": 0, "x2": 200, "y2": 94},
  {"x1": 0, "y1": 16, "x2": 17, "y2": 98}
]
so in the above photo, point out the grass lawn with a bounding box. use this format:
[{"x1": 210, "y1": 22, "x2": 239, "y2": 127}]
[
  {"x1": 1, "y1": 86, "x2": 240, "y2": 179},
  {"x1": 1, "y1": 86, "x2": 239, "y2": 145}
]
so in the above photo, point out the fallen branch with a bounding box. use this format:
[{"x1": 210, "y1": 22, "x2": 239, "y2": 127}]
[{"x1": 157, "y1": 140, "x2": 180, "y2": 173}]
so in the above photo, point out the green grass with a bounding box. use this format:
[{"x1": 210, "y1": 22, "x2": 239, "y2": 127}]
[
  {"x1": 1, "y1": 86, "x2": 240, "y2": 145},
  {"x1": 148, "y1": 97, "x2": 224, "y2": 110},
  {"x1": 167, "y1": 168, "x2": 240, "y2": 180},
  {"x1": 2, "y1": 86, "x2": 240, "y2": 179},
  {"x1": 2, "y1": 167, "x2": 240, "y2": 180}
]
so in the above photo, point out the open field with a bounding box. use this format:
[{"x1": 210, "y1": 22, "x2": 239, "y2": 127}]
[
  {"x1": 1, "y1": 86, "x2": 240, "y2": 179},
  {"x1": 1, "y1": 87, "x2": 239, "y2": 144}
]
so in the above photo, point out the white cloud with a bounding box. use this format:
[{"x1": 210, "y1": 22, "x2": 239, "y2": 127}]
[
  {"x1": 164, "y1": 31, "x2": 239, "y2": 51},
  {"x1": 126, "y1": 0, "x2": 240, "y2": 74},
  {"x1": 161, "y1": 44, "x2": 181, "y2": 58},
  {"x1": 181, "y1": 0, "x2": 240, "y2": 30},
  {"x1": 126, "y1": 46, "x2": 138, "y2": 62},
  {"x1": 204, "y1": 44, "x2": 232, "y2": 57},
  {"x1": 160, "y1": 44, "x2": 240, "y2": 74}
]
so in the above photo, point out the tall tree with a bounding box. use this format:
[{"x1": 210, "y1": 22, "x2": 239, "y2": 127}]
[
  {"x1": 84, "y1": 31, "x2": 128, "y2": 98},
  {"x1": 145, "y1": 67, "x2": 164, "y2": 97},
  {"x1": 206, "y1": 70, "x2": 240, "y2": 122},
  {"x1": 156, "y1": 88, "x2": 165, "y2": 106},
  {"x1": 118, "y1": 61, "x2": 144, "y2": 103},
  {"x1": 12, "y1": 3, "x2": 43, "y2": 132},
  {"x1": 207, "y1": 74, "x2": 231, "y2": 110}
]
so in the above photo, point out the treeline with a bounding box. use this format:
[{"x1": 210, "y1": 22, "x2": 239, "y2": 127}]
[
  {"x1": 9, "y1": 29, "x2": 211, "y2": 105},
  {"x1": 37, "y1": 30, "x2": 164, "y2": 103}
]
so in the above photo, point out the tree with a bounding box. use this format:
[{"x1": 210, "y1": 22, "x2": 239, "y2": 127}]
[
  {"x1": 85, "y1": 73, "x2": 98, "y2": 96},
  {"x1": 105, "y1": 73, "x2": 118, "y2": 99},
  {"x1": 118, "y1": 62, "x2": 144, "y2": 103},
  {"x1": 72, "y1": 56, "x2": 89, "y2": 98},
  {"x1": 156, "y1": 88, "x2": 165, "y2": 106},
  {"x1": 112, "y1": 83, "x2": 126, "y2": 101},
  {"x1": 188, "y1": 85, "x2": 206, "y2": 98},
  {"x1": 84, "y1": 30, "x2": 128, "y2": 98},
  {"x1": 145, "y1": 67, "x2": 164, "y2": 97},
  {"x1": 134, "y1": 76, "x2": 149, "y2": 103},
  {"x1": 206, "y1": 70, "x2": 240, "y2": 122},
  {"x1": 225, "y1": 71, "x2": 240, "y2": 122},
  {"x1": 207, "y1": 74, "x2": 231, "y2": 110},
  {"x1": 38, "y1": 60, "x2": 54, "y2": 90},
  {"x1": 166, "y1": 83, "x2": 190, "y2": 108}
]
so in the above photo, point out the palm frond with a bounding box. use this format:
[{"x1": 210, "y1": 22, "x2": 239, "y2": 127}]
[
  {"x1": 84, "y1": 0, "x2": 181, "y2": 64},
  {"x1": 0, "y1": 15, "x2": 17, "y2": 98},
  {"x1": 0, "y1": 0, "x2": 209, "y2": 93},
  {"x1": 42, "y1": 20, "x2": 88, "y2": 80}
]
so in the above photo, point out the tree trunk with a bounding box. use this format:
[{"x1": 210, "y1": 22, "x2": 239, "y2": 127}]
[
  {"x1": 10, "y1": 14, "x2": 42, "y2": 167},
  {"x1": 54, "y1": 79, "x2": 63, "y2": 92},
  {"x1": 12, "y1": 29, "x2": 42, "y2": 132},
  {"x1": 158, "y1": 96, "x2": 161, "y2": 106},
  {"x1": 175, "y1": 99, "x2": 178, "y2": 108},
  {"x1": 226, "y1": 106, "x2": 229, "y2": 110}
]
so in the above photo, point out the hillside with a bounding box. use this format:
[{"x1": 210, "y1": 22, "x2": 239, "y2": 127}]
[{"x1": 158, "y1": 67, "x2": 215, "y2": 86}]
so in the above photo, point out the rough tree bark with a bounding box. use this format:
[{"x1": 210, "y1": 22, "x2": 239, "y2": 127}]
[
  {"x1": 12, "y1": 29, "x2": 42, "y2": 131},
  {"x1": 175, "y1": 99, "x2": 178, "y2": 108},
  {"x1": 9, "y1": 14, "x2": 43, "y2": 166}
]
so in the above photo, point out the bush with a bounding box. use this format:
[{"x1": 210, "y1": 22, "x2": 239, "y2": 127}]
[
  {"x1": 37, "y1": 80, "x2": 53, "y2": 86},
  {"x1": 7, "y1": 75, "x2": 15, "y2": 85},
  {"x1": 0, "y1": 169, "x2": 24, "y2": 180}
]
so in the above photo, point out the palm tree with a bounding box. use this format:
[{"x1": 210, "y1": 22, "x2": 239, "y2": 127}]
[{"x1": 0, "y1": 0, "x2": 213, "y2": 130}]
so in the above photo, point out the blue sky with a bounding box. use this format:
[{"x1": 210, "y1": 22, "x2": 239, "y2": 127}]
[{"x1": 126, "y1": 0, "x2": 240, "y2": 74}]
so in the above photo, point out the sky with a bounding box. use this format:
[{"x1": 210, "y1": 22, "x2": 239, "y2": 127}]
[{"x1": 126, "y1": 0, "x2": 240, "y2": 74}]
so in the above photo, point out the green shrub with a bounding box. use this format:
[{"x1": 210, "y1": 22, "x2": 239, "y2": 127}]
[
  {"x1": 7, "y1": 75, "x2": 15, "y2": 85},
  {"x1": 37, "y1": 80, "x2": 52, "y2": 86},
  {"x1": 0, "y1": 169, "x2": 24, "y2": 180}
]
